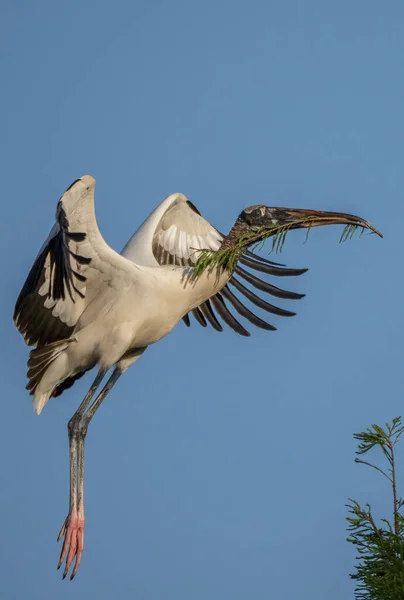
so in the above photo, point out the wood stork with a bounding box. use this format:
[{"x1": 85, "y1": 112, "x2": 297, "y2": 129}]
[{"x1": 13, "y1": 175, "x2": 381, "y2": 579}]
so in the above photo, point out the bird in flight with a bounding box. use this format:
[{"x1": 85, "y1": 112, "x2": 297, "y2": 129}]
[{"x1": 13, "y1": 175, "x2": 382, "y2": 579}]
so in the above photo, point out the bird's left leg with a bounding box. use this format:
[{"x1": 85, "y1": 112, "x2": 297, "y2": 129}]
[
  {"x1": 64, "y1": 367, "x2": 123, "y2": 579},
  {"x1": 58, "y1": 347, "x2": 147, "y2": 579},
  {"x1": 57, "y1": 368, "x2": 106, "y2": 578}
]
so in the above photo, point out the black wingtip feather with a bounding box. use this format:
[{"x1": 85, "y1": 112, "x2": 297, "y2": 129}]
[
  {"x1": 199, "y1": 300, "x2": 224, "y2": 332},
  {"x1": 192, "y1": 308, "x2": 207, "y2": 327},
  {"x1": 229, "y1": 277, "x2": 296, "y2": 317},
  {"x1": 235, "y1": 266, "x2": 305, "y2": 300},
  {"x1": 239, "y1": 255, "x2": 308, "y2": 277},
  {"x1": 221, "y1": 286, "x2": 277, "y2": 331},
  {"x1": 245, "y1": 250, "x2": 286, "y2": 267},
  {"x1": 211, "y1": 295, "x2": 250, "y2": 336}
]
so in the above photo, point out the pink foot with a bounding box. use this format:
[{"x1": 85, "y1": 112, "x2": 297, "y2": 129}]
[{"x1": 57, "y1": 511, "x2": 85, "y2": 580}]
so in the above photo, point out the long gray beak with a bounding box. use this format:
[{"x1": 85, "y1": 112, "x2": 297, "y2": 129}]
[{"x1": 270, "y1": 207, "x2": 383, "y2": 237}]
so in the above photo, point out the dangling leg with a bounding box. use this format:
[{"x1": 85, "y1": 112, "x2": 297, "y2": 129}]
[
  {"x1": 58, "y1": 368, "x2": 124, "y2": 579},
  {"x1": 58, "y1": 347, "x2": 147, "y2": 579},
  {"x1": 57, "y1": 368, "x2": 106, "y2": 576}
]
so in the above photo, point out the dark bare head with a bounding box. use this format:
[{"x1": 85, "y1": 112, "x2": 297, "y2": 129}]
[{"x1": 222, "y1": 205, "x2": 382, "y2": 250}]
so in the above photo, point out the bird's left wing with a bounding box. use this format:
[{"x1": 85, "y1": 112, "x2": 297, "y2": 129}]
[
  {"x1": 151, "y1": 195, "x2": 307, "y2": 336},
  {"x1": 14, "y1": 176, "x2": 138, "y2": 347}
]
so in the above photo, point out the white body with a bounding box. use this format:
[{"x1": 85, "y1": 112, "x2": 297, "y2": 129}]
[{"x1": 14, "y1": 177, "x2": 229, "y2": 414}]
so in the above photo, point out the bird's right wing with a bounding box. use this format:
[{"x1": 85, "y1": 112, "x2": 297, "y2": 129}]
[
  {"x1": 149, "y1": 194, "x2": 308, "y2": 336},
  {"x1": 14, "y1": 176, "x2": 138, "y2": 347},
  {"x1": 151, "y1": 197, "x2": 223, "y2": 266}
]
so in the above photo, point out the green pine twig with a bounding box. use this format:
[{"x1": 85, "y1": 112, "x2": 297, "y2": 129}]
[{"x1": 193, "y1": 219, "x2": 365, "y2": 277}]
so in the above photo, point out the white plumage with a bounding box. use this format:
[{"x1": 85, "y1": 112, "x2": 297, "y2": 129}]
[
  {"x1": 15, "y1": 179, "x2": 235, "y2": 415},
  {"x1": 16, "y1": 174, "x2": 379, "y2": 579}
]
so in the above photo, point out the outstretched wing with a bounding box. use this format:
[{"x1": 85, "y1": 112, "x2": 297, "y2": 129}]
[
  {"x1": 151, "y1": 197, "x2": 222, "y2": 266},
  {"x1": 14, "y1": 175, "x2": 138, "y2": 347},
  {"x1": 150, "y1": 194, "x2": 308, "y2": 336}
]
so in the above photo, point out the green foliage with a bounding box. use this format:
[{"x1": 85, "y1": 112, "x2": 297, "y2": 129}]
[
  {"x1": 193, "y1": 219, "x2": 364, "y2": 277},
  {"x1": 347, "y1": 417, "x2": 404, "y2": 599},
  {"x1": 340, "y1": 223, "x2": 365, "y2": 243}
]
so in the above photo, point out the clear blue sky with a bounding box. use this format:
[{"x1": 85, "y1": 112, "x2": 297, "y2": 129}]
[{"x1": 1, "y1": 1, "x2": 403, "y2": 598}]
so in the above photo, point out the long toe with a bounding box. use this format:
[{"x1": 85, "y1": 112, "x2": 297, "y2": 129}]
[{"x1": 57, "y1": 512, "x2": 85, "y2": 580}]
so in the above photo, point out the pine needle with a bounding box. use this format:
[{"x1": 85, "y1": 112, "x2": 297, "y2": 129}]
[
  {"x1": 339, "y1": 224, "x2": 365, "y2": 243},
  {"x1": 194, "y1": 217, "x2": 364, "y2": 277}
]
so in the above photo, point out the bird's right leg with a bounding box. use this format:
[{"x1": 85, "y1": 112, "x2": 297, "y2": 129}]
[
  {"x1": 59, "y1": 367, "x2": 124, "y2": 579},
  {"x1": 57, "y1": 348, "x2": 147, "y2": 579},
  {"x1": 57, "y1": 368, "x2": 106, "y2": 577}
]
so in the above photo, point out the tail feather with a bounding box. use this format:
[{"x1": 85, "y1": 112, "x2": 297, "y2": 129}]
[
  {"x1": 27, "y1": 339, "x2": 74, "y2": 400},
  {"x1": 52, "y1": 371, "x2": 86, "y2": 397},
  {"x1": 26, "y1": 361, "x2": 54, "y2": 392},
  {"x1": 27, "y1": 344, "x2": 60, "y2": 360}
]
